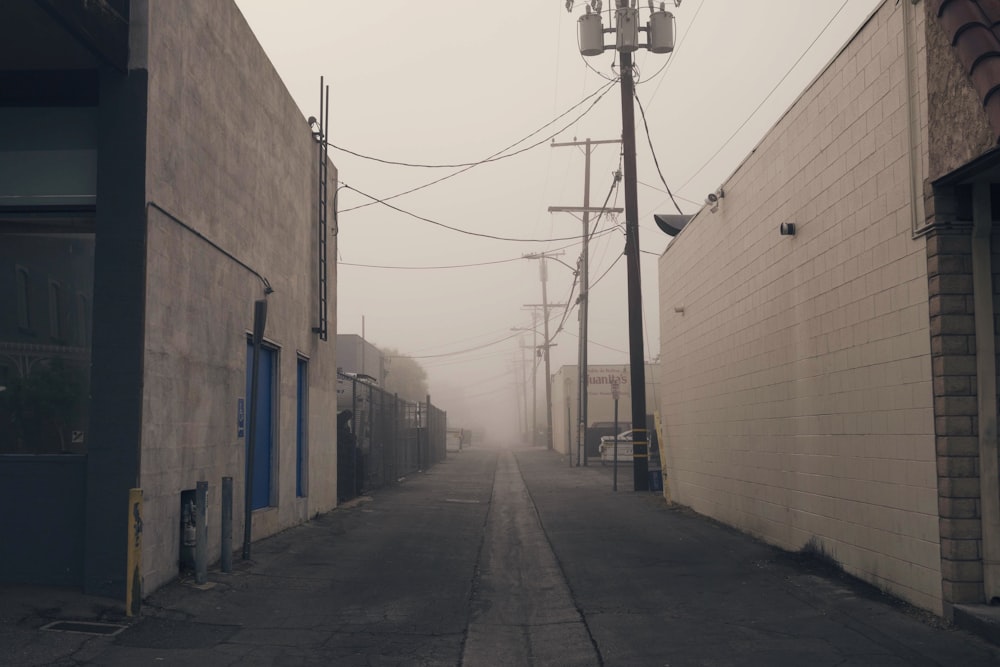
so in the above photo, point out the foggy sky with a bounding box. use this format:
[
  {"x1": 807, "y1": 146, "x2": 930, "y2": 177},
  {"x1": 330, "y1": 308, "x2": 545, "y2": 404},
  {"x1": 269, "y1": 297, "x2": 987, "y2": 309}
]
[{"x1": 234, "y1": 0, "x2": 883, "y2": 443}]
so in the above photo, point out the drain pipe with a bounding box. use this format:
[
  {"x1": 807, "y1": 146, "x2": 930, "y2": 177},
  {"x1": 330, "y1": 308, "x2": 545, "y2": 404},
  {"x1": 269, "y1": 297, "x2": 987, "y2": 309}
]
[{"x1": 902, "y1": 0, "x2": 928, "y2": 237}]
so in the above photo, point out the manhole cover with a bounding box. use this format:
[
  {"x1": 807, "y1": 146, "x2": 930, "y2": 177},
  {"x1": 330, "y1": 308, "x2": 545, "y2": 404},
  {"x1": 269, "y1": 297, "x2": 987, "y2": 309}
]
[{"x1": 42, "y1": 620, "x2": 126, "y2": 636}]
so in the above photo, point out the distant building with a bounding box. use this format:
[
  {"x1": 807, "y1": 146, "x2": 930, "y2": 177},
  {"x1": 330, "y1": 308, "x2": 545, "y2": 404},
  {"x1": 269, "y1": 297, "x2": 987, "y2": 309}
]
[
  {"x1": 0, "y1": 0, "x2": 339, "y2": 600},
  {"x1": 336, "y1": 334, "x2": 388, "y2": 385},
  {"x1": 551, "y1": 364, "x2": 660, "y2": 459}
]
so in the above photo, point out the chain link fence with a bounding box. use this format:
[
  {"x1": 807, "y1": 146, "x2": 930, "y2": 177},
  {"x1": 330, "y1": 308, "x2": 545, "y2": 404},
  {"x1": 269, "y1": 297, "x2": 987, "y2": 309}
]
[{"x1": 337, "y1": 372, "x2": 446, "y2": 502}]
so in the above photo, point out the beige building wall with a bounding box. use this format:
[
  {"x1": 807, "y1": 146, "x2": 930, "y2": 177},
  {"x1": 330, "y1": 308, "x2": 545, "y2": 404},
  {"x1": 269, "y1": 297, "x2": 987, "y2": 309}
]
[
  {"x1": 139, "y1": 0, "x2": 339, "y2": 592},
  {"x1": 552, "y1": 364, "x2": 660, "y2": 457},
  {"x1": 657, "y1": 2, "x2": 941, "y2": 612}
]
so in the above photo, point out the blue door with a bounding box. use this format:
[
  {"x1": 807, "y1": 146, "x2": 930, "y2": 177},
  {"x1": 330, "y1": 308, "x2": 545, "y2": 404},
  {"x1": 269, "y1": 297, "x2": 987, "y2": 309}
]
[{"x1": 246, "y1": 342, "x2": 274, "y2": 510}]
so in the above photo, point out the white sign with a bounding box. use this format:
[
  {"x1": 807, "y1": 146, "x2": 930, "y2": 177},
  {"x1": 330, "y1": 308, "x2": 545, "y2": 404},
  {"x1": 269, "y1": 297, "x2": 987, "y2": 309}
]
[{"x1": 587, "y1": 366, "x2": 630, "y2": 397}]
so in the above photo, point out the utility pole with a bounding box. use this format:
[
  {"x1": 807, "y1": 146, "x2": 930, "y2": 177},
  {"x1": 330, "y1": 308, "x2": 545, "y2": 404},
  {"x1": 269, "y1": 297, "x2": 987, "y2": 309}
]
[
  {"x1": 568, "y1": 0, "x2": 678, "y2": 490},
  {"x1": 524, "y1": 252, "x2": 569, "y2": 451},
  {"x1": 620, "y1": 49, "x2": 648, "y2": 490},
  {"x1": 517, "y1": 338, "x2": 530, "y2": 442},
  {"x1": 549, "y1": 137, "x2": 622, "y2": 466},
  {"x1": 512, "y1": 317, "x2": 540, "y2": 445}
]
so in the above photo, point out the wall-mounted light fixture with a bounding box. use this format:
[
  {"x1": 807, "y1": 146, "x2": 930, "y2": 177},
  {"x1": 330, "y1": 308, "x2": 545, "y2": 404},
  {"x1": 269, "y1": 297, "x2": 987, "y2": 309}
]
[
  {"x1": 706, "y1": 188, "x2": 724, "y2": 213},
  {"x1": 779, "y1": 222, "x2": 796, "y2": 236}
]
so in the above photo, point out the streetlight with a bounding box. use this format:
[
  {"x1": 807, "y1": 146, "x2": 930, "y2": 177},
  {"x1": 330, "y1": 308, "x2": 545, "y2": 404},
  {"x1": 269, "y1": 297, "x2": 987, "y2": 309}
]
[{"x1": 567, "y1": 0, "x2": 678, "y2": 491}]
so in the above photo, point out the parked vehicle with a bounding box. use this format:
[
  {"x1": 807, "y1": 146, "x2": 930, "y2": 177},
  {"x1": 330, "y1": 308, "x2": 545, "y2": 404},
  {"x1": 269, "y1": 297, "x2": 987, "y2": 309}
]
[{"x1": 598, "y1": 430, "x2": 634, "y2": 463}]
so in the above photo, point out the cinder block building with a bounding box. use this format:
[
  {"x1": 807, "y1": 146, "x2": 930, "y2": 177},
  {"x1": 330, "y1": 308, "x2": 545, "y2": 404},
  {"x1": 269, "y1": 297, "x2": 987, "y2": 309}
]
[
  {"x1": 0, "y1": 0, "x2": 339, "y2": 600},
  {"x1": 657, "y1": 0, "x2": 1000, "y2": 619}
]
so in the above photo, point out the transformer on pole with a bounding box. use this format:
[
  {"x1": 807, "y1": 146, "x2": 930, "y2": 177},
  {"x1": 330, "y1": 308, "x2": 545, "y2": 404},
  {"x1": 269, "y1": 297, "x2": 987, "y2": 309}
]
[{"x1": 566, "y1": 0, "x2": 679, "y2": 491}]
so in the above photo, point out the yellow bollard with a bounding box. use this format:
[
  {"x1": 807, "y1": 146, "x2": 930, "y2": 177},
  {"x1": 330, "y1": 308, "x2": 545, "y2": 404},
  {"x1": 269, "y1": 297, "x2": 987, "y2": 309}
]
[{"x1": 125, "y1": 488, "x2": 143, "y2": 617}]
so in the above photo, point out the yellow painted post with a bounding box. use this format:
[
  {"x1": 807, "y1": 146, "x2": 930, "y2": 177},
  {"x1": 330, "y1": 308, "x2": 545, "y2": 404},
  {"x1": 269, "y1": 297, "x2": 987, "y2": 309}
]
[
  {"x1": 654, "y1": 413, "x2": 672, "y2": 505},
  {"x1": 125, "y1": 488, "x2": 143, "y2": 617}
]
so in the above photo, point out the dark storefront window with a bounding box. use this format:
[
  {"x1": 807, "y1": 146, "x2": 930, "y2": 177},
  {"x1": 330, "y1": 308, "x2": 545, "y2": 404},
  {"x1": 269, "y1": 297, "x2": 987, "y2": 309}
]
[
  {"x1": 1, "y1": 104, "x2": 97, "y2": 454},
  {"x1": 0, "y1": 227, "x2": 94, "y2": 454}
]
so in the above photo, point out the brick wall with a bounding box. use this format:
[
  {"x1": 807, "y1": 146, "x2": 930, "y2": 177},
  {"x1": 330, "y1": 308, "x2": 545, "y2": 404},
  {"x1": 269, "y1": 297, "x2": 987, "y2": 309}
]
[{"x1": 926, "y1": 226, "x2": 992, "y2": 609}]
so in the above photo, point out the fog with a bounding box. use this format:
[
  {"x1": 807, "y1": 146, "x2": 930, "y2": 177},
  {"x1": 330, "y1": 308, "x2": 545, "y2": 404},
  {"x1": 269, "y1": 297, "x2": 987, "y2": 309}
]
[{"x1": 235, "y1": 0, "x2": 882, "y2": 444}]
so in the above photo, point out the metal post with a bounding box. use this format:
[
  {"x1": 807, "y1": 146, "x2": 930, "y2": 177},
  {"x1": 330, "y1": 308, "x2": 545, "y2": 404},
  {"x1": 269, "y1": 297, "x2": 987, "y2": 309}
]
[
  {"x1": 612, "y1": 381, "x2": 620, "y2": 492},
  {"x1": 619, "y1": 50, "x2": 649, "y2": 491},
  {"x1": 580, "y1": 139, "x2": 591, "y2": 466},
  {"x1": 566, "y1": 393, "x2": 573, "y2": 467},
  {"x1": 125, "y1": 488, "x2": 143, "y2": 617},
  {"x1": 221, "y1": 476, "x2": 233, "y2": 573},
  {"x1": 195, "y1": 480, "x2": 208, "y2": 584}
]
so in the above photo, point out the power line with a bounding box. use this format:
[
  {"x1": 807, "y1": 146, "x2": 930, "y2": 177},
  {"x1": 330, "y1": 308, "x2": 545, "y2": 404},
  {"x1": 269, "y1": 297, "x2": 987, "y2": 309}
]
[
  {"x1": 339, "y1": 79, "x2": 621, "y2": 215},
  {"x1": 403, "y1": 330, "x2": 524, "y2": 360},
  {"x1": 634, "y1": 89, "x2": 684, "y2": 215},
  {"x1": 331, "y1": 79, "x2": 619, "y2": 171},
  {"x1": 342, "y1": 184, "x2": 624, "y2": 243},
  {"x1": 339, "y1": 256, "x2": 525, "y2": 270},
  {"x1": 338, "y1": 227, "x2": 623, "y2": 270},
  {"x1": 644, "y1": 0, "x2": 705, "y2": 106},
  {"x1": 675, "y1": 0, "x2": 851, "y2": 195}
]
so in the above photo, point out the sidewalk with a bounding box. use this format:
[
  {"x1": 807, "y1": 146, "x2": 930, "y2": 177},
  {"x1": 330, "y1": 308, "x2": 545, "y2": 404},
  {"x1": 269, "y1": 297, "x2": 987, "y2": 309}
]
[
  {"x1": 515, "y1": 447, "x2": 1000, "y2": 666},
  {"x1": 1, "y1": 451, "x2": 498, "y2": 666}
]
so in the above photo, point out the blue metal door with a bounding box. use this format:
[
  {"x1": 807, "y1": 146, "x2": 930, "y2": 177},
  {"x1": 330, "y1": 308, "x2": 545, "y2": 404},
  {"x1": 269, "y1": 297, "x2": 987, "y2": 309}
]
[{"x1": 246, "y1": 342, "x2": 274, "y2": 510}]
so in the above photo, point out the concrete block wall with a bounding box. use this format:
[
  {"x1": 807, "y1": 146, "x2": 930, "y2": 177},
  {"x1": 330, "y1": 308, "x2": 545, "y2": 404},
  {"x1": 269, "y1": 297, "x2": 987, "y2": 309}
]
[
  {"x1": 657, "y1": 2, "x2": 943, "y2": 612},
  {"x1": 139, "y1": 0, "x2": 338, "y2": 592}
]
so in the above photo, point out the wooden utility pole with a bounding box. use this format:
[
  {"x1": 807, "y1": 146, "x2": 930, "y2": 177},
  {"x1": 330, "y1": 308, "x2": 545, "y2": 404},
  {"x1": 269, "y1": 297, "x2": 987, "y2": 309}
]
[
  {"x1": 549, "y1": 138, "x2": 621, "y2": 466},
  {"x1": 523, "y1": 252, "x2": 567, "y2": 451},
  {"x1": 620, "y1": 49, "x2": 649, "y2": 491}
]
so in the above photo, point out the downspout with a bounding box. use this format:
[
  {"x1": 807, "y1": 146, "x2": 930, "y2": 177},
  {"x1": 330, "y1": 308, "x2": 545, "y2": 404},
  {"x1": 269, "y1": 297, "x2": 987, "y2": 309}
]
[
  {"x1": 972, "y1": 181, "x2": 1000, "y2": 603},
  {"x1": 903, "y1": 0, "x2": 929, "y2": 237}
]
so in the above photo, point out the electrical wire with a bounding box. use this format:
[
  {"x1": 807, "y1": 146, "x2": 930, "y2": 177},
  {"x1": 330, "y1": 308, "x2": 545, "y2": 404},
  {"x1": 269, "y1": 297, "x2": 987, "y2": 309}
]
[
  {"x1": 589, "y1": 251, "x2": 624, "y2": 291},
  {"x1": 675, "y1": 0, "x2": 851, "y2": 194},
  {"x1": 341, "y1": 183, "x2": 624, "y2": 243},
  {"x1": 547, "y1": 165, "x2": 623, "y2": 340},
  {"x1": 644, "y1": 0, "x2": 705, "y2": 106},
  {"x1": 339, "y1": 256, "x2": 526, "y2": 271},
  {"x1": 331, "y1": 78, "x2": 619, "y2": 171},
  {"x1": 634, "y1": 89, "x2": 683, "y2": 215},
  {"x1": 403, "y1": 330, "x2": 525, "y2": 360},
  {"x1": 337, "y1": 78, "x2": 620, "y2": 215},
  {"x1": 561, "y1": 329, "x2": 627, "y2": 355},
  {"x1": 637, "y1": 180, "x2": 701, "y2": 207}
]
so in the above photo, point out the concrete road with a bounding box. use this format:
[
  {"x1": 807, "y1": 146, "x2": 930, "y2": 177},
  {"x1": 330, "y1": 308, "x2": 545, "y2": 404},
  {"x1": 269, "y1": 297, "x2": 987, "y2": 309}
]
[{"x1": 3, "y1": 444, "x2": 999, "y2": 666}]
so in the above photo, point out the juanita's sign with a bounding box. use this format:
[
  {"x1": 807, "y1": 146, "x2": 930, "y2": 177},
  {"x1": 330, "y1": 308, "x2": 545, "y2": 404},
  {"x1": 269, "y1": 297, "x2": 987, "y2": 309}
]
[{"x1": 587, "y1": 366, "x2": 630, "y2": 397}]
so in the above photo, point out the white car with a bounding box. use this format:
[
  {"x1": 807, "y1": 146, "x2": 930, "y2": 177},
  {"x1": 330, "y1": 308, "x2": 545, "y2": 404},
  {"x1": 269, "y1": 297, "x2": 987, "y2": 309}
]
[{"x1": 598, "y1": 430, "x2": 634, "y2": 462}]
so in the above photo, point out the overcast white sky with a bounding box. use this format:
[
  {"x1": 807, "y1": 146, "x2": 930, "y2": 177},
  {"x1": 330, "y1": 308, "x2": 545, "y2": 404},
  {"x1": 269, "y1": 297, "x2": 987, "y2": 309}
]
[{"x1": 235, "y1": 0, "x2": 884, "y2": 442}]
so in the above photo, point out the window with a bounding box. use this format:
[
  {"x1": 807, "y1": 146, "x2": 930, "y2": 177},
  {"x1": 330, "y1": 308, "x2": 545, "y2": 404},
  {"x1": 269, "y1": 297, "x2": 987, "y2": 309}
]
[
  {"x1": 1, "y1": 229, "x2": 94, "y2": 454},
  {"x1": 75, "y1": 294, "x2": 89, "y2": 347},
  {"x1": 48, "y1": 280, "x2": 62, "y2": 341},
  {"x1": 15, "y1": 266, "x2": 31, "y2": 331}
]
